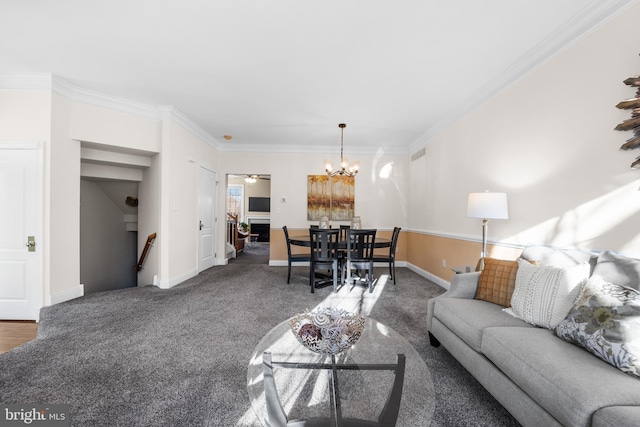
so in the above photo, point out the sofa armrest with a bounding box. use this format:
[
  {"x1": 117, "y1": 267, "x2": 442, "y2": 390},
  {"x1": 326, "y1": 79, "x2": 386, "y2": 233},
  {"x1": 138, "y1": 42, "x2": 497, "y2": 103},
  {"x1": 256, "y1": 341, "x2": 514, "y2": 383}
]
[
  {"x1": 427, "y1": 271, "x2": 481, "y2": 333},
  {"x1": 446, "y1": 271, "x2": 481, "y2": 299},
  {"x1": 592, "y1": 406, "x2": 640, "y2": 427}
]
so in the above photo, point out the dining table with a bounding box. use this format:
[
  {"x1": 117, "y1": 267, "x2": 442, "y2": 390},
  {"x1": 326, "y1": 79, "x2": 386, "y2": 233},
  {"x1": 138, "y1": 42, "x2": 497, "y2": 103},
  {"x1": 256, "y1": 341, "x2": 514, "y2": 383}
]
[{"x1": 287, "y1": 233, "x2": 391, "y2": 249}]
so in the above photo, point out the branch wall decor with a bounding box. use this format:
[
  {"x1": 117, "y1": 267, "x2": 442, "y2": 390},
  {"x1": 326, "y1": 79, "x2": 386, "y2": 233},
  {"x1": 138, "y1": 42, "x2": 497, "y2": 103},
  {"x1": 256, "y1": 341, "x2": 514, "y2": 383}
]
[{"x1": 615, "y1": 55, "x2": 640, "y2": 169}]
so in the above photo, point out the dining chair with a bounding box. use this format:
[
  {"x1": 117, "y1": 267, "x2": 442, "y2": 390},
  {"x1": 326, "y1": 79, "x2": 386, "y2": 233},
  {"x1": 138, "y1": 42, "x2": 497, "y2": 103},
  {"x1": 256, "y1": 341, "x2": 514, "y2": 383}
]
[
  {"x1": 337, "y1": 224, "x2": 351, "y2": 265},
  {"x1": 339, "y1": 224, "x2": 350, "y2": 240},
  {"x1": 282, "y1": 226, "x2": 311, "y2": 284},
  {"x1": 344, "y1": 229, "x2": 377, "y2": 293},
  {"x1": 309, "y1": 228, "x2": 340, "y2": 293},
  {"x1": 373, "y1": 227, "x2": 401, "y2": 285}
]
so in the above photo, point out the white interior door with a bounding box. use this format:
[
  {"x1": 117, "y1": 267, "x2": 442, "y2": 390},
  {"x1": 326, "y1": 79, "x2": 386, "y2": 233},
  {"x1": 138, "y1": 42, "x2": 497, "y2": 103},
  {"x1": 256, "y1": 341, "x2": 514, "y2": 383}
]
[
  {"x1": 198, "y1": 166, "x2": 217, "y2": 272},
  {"x1": 0, "y1": 144, "x2": 43, "y2": 320}
]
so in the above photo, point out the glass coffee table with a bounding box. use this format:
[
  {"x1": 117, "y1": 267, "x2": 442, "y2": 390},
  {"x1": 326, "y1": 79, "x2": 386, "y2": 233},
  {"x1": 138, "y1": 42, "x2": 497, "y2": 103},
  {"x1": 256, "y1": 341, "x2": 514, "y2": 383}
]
[{"x1": 247, "y1": 317, "x2": 434, "y2": 426}]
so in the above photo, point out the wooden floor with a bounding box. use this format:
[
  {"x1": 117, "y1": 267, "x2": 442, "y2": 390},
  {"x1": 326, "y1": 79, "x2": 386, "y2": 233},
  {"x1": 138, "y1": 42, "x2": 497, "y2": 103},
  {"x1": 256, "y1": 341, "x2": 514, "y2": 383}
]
[{"x1": 0, "y1": 321, "x2": 38, "y2": 355}]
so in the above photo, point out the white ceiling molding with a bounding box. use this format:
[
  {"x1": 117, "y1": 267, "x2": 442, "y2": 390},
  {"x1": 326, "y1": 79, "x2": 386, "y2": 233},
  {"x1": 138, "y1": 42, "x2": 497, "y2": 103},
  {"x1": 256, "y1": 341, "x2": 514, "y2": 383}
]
[
  {"x1": 217, "y1": 142, "x2": 407, "y2": 155},
  {"x1": 157, "y1": 106, "x2": 220, "y2": 150}
]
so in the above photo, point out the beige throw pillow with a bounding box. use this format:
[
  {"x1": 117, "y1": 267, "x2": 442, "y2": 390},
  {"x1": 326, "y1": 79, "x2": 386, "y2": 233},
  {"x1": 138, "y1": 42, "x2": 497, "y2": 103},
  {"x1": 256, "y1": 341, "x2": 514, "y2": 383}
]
[{"x1": 504, "y1": 259, "x2": 590, "y2": 329}]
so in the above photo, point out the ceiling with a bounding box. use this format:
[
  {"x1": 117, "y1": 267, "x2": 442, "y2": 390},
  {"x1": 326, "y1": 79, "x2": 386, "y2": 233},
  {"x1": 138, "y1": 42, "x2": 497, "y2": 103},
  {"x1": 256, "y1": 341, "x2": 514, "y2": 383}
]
[{"x1": 1, "y1": 1, "x2": 635, "y2": 154}]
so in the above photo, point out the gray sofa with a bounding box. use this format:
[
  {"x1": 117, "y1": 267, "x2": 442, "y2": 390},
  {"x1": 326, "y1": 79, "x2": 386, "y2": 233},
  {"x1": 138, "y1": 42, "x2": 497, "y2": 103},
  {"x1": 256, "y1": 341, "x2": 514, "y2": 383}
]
[{"x1": 426, "y1": 245, "x2": 640, "y2": 427}]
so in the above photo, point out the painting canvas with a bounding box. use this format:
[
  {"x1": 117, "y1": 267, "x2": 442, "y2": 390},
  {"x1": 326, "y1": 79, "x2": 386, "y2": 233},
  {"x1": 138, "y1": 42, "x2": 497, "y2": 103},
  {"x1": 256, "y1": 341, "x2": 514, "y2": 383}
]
[{"x1": 307, "y1": 175, "x2": 354, "y2": 221}]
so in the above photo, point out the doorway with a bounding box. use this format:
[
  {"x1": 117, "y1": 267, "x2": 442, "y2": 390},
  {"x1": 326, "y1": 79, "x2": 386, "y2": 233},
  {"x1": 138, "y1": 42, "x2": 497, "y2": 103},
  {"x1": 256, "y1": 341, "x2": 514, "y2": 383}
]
[
  {"x1": 80, "y1": 179, "x2": 138, "y2": 293},
  {"x1": 226, "y1": 174, "x2": 271, "y2": 264}
]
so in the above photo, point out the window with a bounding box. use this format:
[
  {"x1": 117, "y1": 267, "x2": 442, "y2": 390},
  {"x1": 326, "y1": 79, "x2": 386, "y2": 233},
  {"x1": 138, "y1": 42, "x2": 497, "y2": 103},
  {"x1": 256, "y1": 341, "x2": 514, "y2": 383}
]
[{"x1": 227, "y1": 184, "x2": 244, "y2": 219}]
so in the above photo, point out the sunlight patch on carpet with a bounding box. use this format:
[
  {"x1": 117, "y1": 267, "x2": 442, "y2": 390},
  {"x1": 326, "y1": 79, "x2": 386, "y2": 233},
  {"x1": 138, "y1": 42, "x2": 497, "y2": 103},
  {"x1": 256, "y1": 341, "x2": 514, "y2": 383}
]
[{"x1": 318, "y1": 274, "x2": 388, "y2": 316}]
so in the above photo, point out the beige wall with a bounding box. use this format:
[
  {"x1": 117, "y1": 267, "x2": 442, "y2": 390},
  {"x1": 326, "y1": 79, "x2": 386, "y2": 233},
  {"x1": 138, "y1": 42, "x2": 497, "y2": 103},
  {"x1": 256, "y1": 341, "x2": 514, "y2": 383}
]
[{"x1": 406, "y1": 2, "x2": 640, "y2": 284}]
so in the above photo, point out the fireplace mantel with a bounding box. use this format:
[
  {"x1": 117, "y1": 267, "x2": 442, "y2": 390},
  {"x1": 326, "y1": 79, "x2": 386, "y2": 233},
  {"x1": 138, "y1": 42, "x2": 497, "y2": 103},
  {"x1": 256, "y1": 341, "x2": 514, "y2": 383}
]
[{"x1": 247, "y1": 217, "x2": 270, "y2": 225}]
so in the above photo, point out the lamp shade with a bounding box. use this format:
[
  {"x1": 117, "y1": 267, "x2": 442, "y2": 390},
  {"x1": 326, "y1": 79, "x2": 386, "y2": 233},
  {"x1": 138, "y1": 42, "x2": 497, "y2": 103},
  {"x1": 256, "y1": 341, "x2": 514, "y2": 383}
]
[{"x1": 466, "y1": 192, "x2": 509, "y2": 220}]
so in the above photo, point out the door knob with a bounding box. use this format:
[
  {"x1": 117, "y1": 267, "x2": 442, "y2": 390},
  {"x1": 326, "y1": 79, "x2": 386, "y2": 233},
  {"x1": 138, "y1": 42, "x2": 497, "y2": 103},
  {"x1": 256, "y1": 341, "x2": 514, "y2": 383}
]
[
  {"x1": 26, "y1": 236, "x2": 36, "y2": 252},
  {"x1": 199, "y1": 221, "x2": 204, "y2": 230}
]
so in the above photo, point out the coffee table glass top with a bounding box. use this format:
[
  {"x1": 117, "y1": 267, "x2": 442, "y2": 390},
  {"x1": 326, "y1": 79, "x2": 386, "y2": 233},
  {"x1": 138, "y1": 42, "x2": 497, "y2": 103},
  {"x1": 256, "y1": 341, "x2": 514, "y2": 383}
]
[{"x1": 247, "y1": 316, "x2": 434, "y2": 426}]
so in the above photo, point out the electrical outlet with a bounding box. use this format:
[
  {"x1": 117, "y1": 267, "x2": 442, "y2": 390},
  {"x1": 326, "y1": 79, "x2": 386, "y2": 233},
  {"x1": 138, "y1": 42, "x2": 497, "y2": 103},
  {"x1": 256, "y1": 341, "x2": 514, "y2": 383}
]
[{"x1": 442, "y1": 259, "x2": 446, "y2": 268}]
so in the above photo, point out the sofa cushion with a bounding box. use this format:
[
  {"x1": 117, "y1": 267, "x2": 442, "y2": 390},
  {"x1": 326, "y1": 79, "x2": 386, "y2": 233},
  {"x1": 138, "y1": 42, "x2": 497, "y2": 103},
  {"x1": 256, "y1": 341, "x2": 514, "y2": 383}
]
[
  {"x1": 555, "y1": 275, "x2": 640, "y2": 378},
  {"x1": 593, "y1": 250, "x2": 640, "y2": 291},
  {"x1": 481, "y1": 327, "x2": 640, "y2": 427},
  {"x1": 504, "y1": 259, "x2": 589, "y2": 329},
  {"x1": 433, "y1": 297, "x2": 531, "y2": 352},
  {"x1": 475, "y1": 258, "x2": 518, "y2": 307}
]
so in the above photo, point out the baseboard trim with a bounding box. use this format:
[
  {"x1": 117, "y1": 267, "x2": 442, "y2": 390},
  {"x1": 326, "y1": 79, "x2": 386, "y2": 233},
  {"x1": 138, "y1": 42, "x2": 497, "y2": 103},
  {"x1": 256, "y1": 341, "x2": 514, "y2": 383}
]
[
  {"x1": 159, "y1": 269, "x2": 198, "y2": 289},
  {"x1": 51, "y1": 284, "x2": 85, "y2": 305},
  {"x1": 268, "y1": 260, "x2": 450, "y2": 290},
  {"x1": 406, "y1": 263, "x2": 450, "y2": 290}
]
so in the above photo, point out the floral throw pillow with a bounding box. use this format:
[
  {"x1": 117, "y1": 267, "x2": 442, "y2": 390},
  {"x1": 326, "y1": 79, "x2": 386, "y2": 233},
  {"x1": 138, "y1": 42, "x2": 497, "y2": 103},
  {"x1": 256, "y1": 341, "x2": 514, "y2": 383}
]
[{"x1": 555, "y1": 275, "x2": 640, "y2": 378}]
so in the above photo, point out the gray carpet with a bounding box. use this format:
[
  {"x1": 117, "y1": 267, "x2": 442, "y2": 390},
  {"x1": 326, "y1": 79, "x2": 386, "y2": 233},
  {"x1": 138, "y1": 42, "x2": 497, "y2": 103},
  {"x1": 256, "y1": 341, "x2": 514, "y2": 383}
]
[
  {"x1": 230, "y1": 242, "x2": 270, "y2": 265},
  {"x1": 0, "y1": 264, "x2": 520, "y2": 426}
]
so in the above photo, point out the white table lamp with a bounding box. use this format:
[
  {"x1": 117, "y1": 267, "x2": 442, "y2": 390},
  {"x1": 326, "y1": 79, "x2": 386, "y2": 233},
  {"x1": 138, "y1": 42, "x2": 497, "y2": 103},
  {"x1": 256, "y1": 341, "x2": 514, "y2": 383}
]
[{"x1": 466, "y1": 191, "x2": 508, "y2": 269}]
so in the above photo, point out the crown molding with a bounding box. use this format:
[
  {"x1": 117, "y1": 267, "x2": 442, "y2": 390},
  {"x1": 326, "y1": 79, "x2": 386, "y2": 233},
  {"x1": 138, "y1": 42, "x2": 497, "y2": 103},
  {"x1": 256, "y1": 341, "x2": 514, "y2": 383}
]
[
  {"x1": 157, "y1": 106, "x2": 221, "y2": 150},
  {"x1": 217, "y1": 142, "x2": 409, "y2": 155},
  {"x1": 1, "y1": 73, "x2": 220, "y2": 149},
  {"x1": 409, "y1": 0, "x2": 639, "y2": 153},
  {"x1": 53, "y1": 75, "x2": 159, "y2": 119}
]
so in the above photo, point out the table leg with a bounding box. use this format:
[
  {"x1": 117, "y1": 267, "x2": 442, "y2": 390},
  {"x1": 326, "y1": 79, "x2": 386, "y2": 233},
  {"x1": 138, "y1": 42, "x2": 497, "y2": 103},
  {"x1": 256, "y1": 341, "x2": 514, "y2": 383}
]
[{"x1": 329, "y1": 354, "x2": 342, "y2": 427}]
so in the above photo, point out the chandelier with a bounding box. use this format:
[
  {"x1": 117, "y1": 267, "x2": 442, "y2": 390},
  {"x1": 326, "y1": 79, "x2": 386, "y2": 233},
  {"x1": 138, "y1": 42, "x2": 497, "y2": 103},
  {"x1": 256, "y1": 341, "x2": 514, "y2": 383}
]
[{"x1": 325, "y1": 123, "x2": 359, "y2": 177}]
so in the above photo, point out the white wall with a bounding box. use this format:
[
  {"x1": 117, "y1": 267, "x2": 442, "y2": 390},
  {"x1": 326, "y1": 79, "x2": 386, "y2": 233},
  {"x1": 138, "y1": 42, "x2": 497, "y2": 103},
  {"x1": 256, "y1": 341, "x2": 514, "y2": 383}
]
[
  {"x1": 71, "y1": 102, "x2": 161, "y2": 152},
  {"x1": 50, "y1": 93, "x2": 82, "y2": 299},
  {"x1": 410, "y1": 3, "x2": 640, "y2": 256},
  {"x1": 138, "y1": 153, "x2": 161, "y2": 286},
  {"x1": 163, "y1": 119, "x2": 219, "y2": 285}
]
